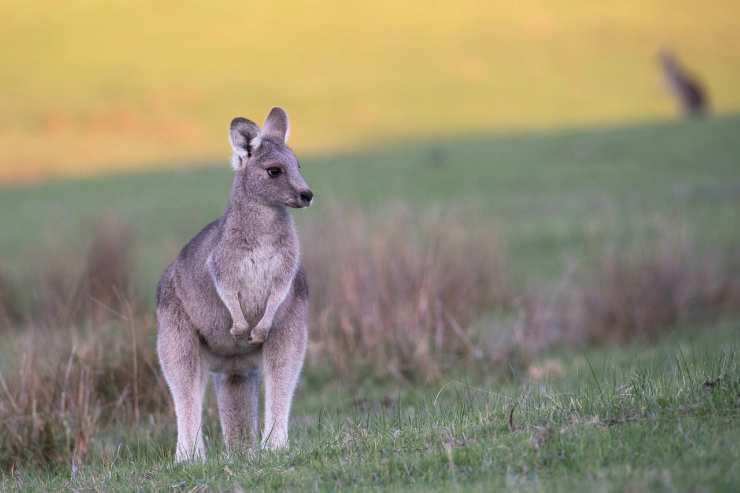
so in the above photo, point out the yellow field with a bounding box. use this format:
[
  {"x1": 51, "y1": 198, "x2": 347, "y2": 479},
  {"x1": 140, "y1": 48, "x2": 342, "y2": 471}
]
[{"x1": 2, "y1": 0, "x2": 739, "y2": 181}]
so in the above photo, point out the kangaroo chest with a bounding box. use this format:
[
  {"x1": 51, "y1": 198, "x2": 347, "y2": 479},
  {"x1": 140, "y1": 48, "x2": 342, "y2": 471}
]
[
  {"x1": 237, "y1": 243, "x2": 285, "y2": 311},
  {"x1": 213, "y1": 208, "x2": 298, "y2": 325}
]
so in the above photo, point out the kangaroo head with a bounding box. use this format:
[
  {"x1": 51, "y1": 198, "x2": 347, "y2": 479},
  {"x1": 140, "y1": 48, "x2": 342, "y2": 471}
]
[
  {"x1": 658, "y1": 49, "x2": 678, "y2": 71},
  {"x1": 228, "y1": 107, "x2": 313, "y2": 208}
]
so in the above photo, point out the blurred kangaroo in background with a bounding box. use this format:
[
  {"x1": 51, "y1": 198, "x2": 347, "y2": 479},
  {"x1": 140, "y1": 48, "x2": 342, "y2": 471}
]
[
  {"x1": 658, "y1": 49, "x2": 708, "y2": 117},
  {"x1": 156, "y1": 107, "x2": 313, "y2": 461}
]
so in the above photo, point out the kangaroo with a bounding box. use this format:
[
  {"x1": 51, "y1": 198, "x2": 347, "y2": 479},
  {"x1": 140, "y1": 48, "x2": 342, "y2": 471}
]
[
  {"x1": 156, "y1": 107, "x2": 312, "y2": 462},
  {"x1": 658, "y1": 49, "x2": 708, "y2": 117}
]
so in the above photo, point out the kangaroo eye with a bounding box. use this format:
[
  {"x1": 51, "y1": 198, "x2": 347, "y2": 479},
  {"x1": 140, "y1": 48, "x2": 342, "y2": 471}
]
[{"x1": 266, "y1": 167, "x2": 282, "y2": 178}]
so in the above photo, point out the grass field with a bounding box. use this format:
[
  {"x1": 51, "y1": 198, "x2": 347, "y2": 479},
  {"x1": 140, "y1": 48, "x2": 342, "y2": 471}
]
[
  {"x1": 1, "y1": 116, "x2": 740, "y2": 491},
  {"x1": 2, "y1": 1, "x2": 740, "y2": 179},
  {"x1": 3, "y1": 325, "x2": 739, "y2": 491}
]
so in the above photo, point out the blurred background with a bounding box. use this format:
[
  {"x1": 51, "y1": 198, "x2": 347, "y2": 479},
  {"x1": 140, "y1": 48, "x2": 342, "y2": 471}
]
[
  {"x1": 1, "y1": 0, "x2": 739, "y2": 476},
  {"x1": 2, "y1": 0, "x2": 739, "y2": 180}
]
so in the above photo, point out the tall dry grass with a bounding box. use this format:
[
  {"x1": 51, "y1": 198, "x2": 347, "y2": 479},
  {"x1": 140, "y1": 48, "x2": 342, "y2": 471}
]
[
  {"x1": 28, "y1": 216, "x2": 137, "y2": 327},
  {"x1": 0, "y1": 269, "x2": 20, "y2": 327},
  {"x1": 511, "y1": 232, "x2": 740, "y2": 359},
  {"x1": 302, "y1": 208, "x2": 510, "y2": 381},
  {"x1": 0, "y1": 318, "x2": 168, "y2": 470},
  {"x1": 0, "y1": 218, "x2": 163, "y2": 470},
  {"x1": 1, "y1": 211, "x2": 739, "y2": 469}
]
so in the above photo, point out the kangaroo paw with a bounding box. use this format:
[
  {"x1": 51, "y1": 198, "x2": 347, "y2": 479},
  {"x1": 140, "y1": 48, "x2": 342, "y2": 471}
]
[
  {"x1": 247, "y1": 326, "x2": 268, "y2": 344},
  {"x1": 230, "y1": 324, "x2": 249, "y2": 337}
]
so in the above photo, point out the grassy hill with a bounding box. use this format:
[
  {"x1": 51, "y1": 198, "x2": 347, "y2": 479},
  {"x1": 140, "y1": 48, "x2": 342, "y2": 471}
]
[{"x1": 2, "y1": 0, "x2": 740, "y2": 180}]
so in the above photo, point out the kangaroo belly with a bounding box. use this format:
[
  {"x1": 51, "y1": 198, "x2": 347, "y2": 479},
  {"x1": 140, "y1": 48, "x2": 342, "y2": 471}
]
[{"x1": 200, "y1": 336, "x2": 262, "y2": 372}]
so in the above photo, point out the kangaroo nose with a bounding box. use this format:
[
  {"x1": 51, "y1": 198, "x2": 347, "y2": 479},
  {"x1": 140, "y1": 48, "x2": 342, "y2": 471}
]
[{"x1": 299, "y1": 190, "x2": 314, "y2": 205}]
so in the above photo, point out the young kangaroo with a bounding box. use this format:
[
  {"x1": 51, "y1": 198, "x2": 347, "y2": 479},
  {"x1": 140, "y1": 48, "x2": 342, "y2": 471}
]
[{"x1": 156, "y1": 107, "x2": 312, "y2": 461}]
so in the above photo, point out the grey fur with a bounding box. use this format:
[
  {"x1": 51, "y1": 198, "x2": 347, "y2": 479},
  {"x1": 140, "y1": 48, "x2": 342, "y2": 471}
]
[{"x1": 156, "y1": 107, "x2": 312, "y2": 461}]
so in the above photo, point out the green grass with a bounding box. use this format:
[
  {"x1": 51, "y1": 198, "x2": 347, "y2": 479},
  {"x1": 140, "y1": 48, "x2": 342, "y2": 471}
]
[
  {"x1": 2, "y1": 1, "x2": 740, "y2": 177},
  {"x1": 3, "y1": 324, "x2": 739, "y2": 492}
]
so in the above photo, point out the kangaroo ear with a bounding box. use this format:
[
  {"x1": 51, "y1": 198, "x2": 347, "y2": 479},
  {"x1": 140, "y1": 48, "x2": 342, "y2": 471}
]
[
  {"x1": 262, "y1": 107, "x2": 290, "y2": 143},
  {"x1": 229, "y1": 117, "x2": 261, "y2": 170}
]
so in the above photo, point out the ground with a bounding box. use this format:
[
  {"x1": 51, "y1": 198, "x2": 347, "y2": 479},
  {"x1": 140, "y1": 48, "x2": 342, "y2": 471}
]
[{"x1": 3, "y1": 325, "x2": 738, "y2": 491}]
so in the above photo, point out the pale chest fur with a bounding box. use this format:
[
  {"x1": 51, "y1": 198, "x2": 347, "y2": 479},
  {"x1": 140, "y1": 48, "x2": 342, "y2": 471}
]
[{"x1": 238, "y1": 242, "x2": 293, "y2": 315}]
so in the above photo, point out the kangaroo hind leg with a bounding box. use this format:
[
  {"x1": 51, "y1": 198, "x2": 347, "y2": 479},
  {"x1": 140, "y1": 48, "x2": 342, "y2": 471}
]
[{"x1": 157, "y1": 300, "x2": 208, "y2": 462}]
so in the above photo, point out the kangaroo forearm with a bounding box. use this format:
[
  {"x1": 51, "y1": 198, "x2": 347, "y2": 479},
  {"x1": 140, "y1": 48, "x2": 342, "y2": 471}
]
[
  {"x1": 217, "y1": 287, "x2": 248, "y2": 326},
  {"x1": 207, "y1": 255, "x2": 247, "y2": 327},
  {"x1": 259, "y1": 279, "x2": 293, "y2": 325}
]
